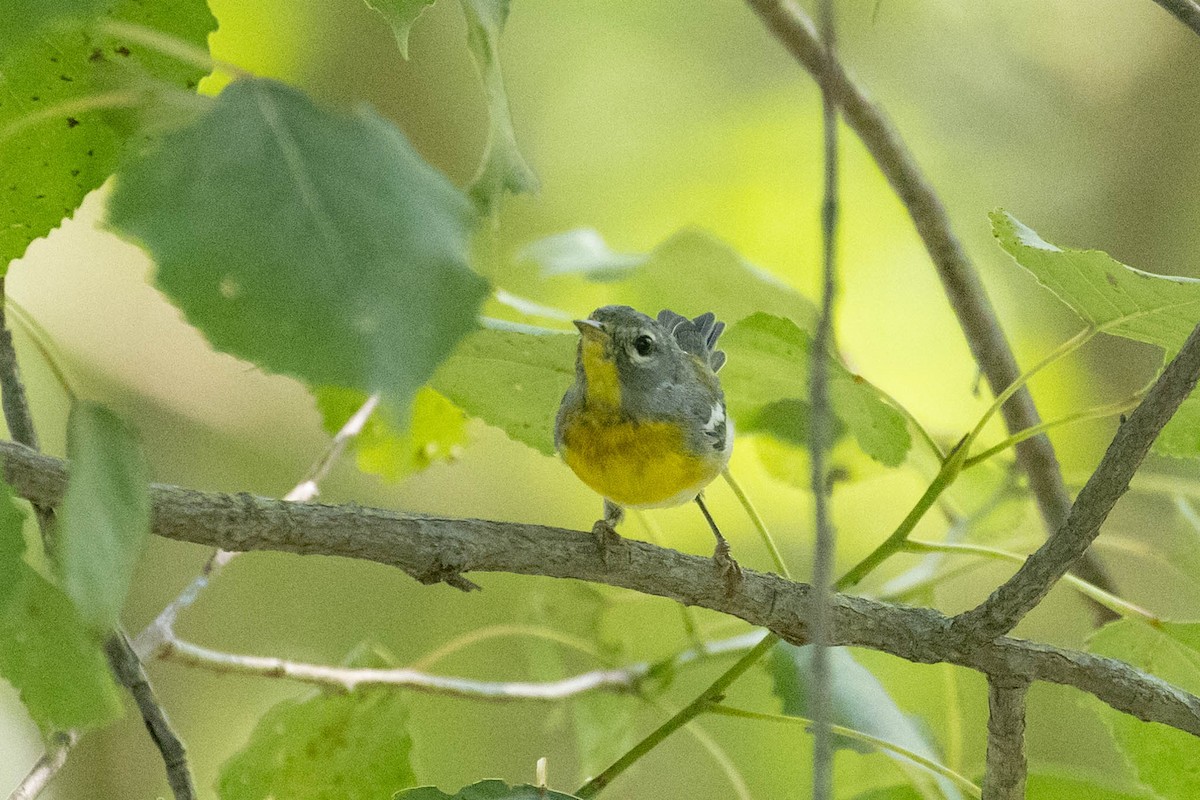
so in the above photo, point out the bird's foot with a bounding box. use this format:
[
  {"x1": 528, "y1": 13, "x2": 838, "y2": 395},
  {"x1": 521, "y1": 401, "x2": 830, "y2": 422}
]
[
  {"x1": 592, "y1": 518, "x2": 623, "y2": 566},
  {"x1": 712, "y1": 538, "x2": 743, "y2": 595}
]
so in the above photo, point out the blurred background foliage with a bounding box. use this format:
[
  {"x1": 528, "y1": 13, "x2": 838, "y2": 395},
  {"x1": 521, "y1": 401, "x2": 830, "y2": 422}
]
[{"x1": 3, "y1": 0, "x2": 1200, "y2": 797}]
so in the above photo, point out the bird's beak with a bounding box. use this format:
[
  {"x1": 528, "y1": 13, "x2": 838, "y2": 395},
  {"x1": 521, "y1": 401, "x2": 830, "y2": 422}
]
[{"x1": 573, "y1": 318, "x2": 607, "y2": 341}]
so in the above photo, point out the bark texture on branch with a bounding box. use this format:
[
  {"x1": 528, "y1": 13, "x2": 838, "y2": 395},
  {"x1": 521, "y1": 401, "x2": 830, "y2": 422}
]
[
  {"x1": 983, "y1": 676, "x2": 1029, "y2": 800},
  {"x1": 1, "y1": 440, "x2": 1197, "y2": 740}
]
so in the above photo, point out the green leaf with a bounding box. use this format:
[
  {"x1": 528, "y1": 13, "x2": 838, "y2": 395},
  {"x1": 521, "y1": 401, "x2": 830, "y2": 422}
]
[
  {"x1": 0, "y1": 477, "x2": 123, "y2": 730},
  {"x1": 107, "y1": 78, "x2": 488, "y2": 420},
  {"x1": 0, "y1": 0, "x2": 216, "y2": 273},
  {"x1": 363, "y1": 0, "x2": 437, "y2": 58},
  {"x1": 219, "y1": 643, "x2": 418, "y2": 800},
  {"x1": 991, "y1": 211, "x2": 1200, "y2": 457},
  {"x1": 460, "y1": 0, "x2": 539, "y2": 210},
  {"x1": 770, "y1": 643, "x2": 962, "y2": 800},
  {"x1": 58, "y1": 401, "x2": 150, "y2": 632},
  {"x1": 1087, "y1": 619, "x2": 1200, "y2": 798},
  {"x1": 314, "y1": 386, "x2": 469, "y2": 481},
  {"x1": 520, "y1": 228, "x2": 818, "y2": 330},
  {"x1": 856, "y1": 774, "x2": 1151, "y2": 800},
  {"x1": 430, "y1": 321, "x2": 575, "y2": 455},
  {"x1": 721, "y1": 313, "x2": 911, "y2": 466},
  {"x1": 394, "y1": 781, "x2": 581, "y2": 800},
  {"x1": 0, "y1": 0, "x2": 105, "y2": 55}
]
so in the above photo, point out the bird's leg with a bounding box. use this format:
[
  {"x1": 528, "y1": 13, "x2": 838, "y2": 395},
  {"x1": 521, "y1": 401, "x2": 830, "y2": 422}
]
[
  {"x1": 696, "y1": 494, "x2": 742, "y2": 592},
  {"x1": 591, "y1": 499, "x2": 624, "y2": 564}
]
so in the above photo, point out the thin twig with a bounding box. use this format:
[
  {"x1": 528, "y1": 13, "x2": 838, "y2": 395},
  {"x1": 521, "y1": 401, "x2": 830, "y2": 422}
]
[
  {"x1": 2, "y1": 442, "x2": 1200, "y2": 741},
  {"x1": 742, "y1": 0, "x2": 1118, "y2": 607},
  {"x1": 1150, "y1": 0, "x2": 1200, "y2": 38},
  {"x1": 982, "y1": 676, "x2": 1029, "y2": 800},
  {"x1": 807, "y1": 0, "x2": 839, "y2": 796},
  {"x1": 950, "y1": 322, "x2": 1200, "y2": 648},
  {"x1": 6, "y1": 733, "x2": 75, "y2": 800}
]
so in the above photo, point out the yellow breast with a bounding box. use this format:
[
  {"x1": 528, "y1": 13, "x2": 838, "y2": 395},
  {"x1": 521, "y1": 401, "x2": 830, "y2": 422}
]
[{"x1": 559, "y1": 413, "x2": 722, "y2": 508}]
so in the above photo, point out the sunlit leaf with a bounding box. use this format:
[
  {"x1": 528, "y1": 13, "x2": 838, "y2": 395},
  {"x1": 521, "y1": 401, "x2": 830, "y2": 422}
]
[
  {"x1": 314, "y1": 386, "x2": 469, "y2": 482},
  {"x1": 991, "y1": 211, "x2": 1200, "y2": 457},
  {"x1": 460, "y1": 0, "x2": 539, "y2": 210},
  {"x1": 58, "y1": 401, "x2": 150, "y2": 632},
  {"x1": 0, "y1": 477, "x2": 122, "y2": 731},
  {"x1": 722, "y1": 313, "x2": 911, "y2": 466},
  {"x1": 770, "y1": 643, "x2": 962, "y2": 800},
  {"x1": 395, "y1": 781, "x2": 581, "y2": 800},
  {"x1": 431, "y1": 321, "x2": 575, "y2": 455},
  {"x1": 363, "y1": 0, "x2": 437, "y2": 57},
  {"x1": 1087, "y1": 619, "x2": 1200, "y2": 798},
  {"x1": 0, "y1": 0, "x2": 215, "y2": 273},
  {"x1": 107, "y1": 78, "x2": 488, "y2": 420},
  {"x1": 219, "y1": 643, "x2": 418, "y2": 800}
]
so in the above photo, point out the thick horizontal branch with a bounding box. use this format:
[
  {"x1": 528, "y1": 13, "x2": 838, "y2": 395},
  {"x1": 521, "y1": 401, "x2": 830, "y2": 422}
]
[
  {"x1": 742, "y1": 0, "x2": 1117, "y2": 602},
  {"x1": 951, "y1": 322, "x2": 1200, "y2": 647},
  {"x1": 2, "y1": 441, "x2": 1198, "y2": 740}
]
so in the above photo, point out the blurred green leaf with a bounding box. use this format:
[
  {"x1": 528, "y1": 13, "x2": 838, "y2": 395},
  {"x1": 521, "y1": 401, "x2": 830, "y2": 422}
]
[
  {"x1": 0, "y1": 0, "x2": 215, "y2": 274},
  {"x1": 1087, "y1": 619, "x2": 1200, "y2": 799},
  {"x1": 856, "y1": 774, "x2": 1152, "y2": 800},
  {"x1": 314, "y1": 386, "x2": 468, "y2": 482},
  {"x1": 395, "y1": 781, "x2": 581, "y2": 800},
  {"x1": 363, "y1": 0, "x2": 437, "y2": 58},
  {"x1": 460, "y1": 0, "x2": 538, "y2": 210},
  {"x1": 770, "y1": 643, "x2": 962, "y2": 800},
  {"x1": 0, "y1": 0, "x2": 105, "y2": 60},
  {"x1": 523, "y1": 228, "x2": 818, "y2": 330},
  {"x1": 0, "y1": 477, "x2": 123, "y2": 730},
  {"x1": 58, "y1": 401, "x2": 150, "y2": 632},
  {"x1": 107, "y1": 78, "x2": 488, "y2": 420},
  {"x1": 722, "y1": 313, "x2": 911, "y2": 466},
  {"x1": 219, "y1": 643, "x2": 418, "y2": 800},
  {"x1": 431, "y1": 321, "x2": 575, "y2": 455},
  {"x1": 518, "y1": 228, "x2": 647, "y2": 280},
  {"x1": 991, "y1": 210, "x2": 1200, "y2": 457}
]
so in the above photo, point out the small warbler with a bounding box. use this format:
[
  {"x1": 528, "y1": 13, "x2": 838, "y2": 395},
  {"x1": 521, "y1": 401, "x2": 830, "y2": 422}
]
[{"x1": 554, "y1": 305, "x2": 740, "y2": 583}]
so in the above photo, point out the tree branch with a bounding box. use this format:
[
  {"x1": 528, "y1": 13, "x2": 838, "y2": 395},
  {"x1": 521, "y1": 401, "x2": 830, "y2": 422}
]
[
  {"x1": 1151, "y1": 0, "x2": 1200, "y2": 39},
  {"x1": 1, "y1": 440, "x2": 1197, "y2": 741},
  {"x1": 950, "y1": 322, "x2": 1200, "y2": 648},
  {"x1": 6, "y1": 733, "x2": 75, "y2": 800},
  {"x1": 742, "y1": 0, "x2": 1118, "y2": 608},
  {"x1": 982, "y1": 676, "x2": 1028, "y2": 800}
]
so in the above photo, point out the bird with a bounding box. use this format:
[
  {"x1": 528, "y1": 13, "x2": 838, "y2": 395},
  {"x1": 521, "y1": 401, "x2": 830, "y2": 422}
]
[{"x1": 554, "y1": 304, "x2": 740, "y2": 586}]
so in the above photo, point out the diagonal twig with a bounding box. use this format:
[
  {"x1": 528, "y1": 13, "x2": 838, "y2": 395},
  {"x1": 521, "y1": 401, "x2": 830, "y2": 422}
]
[
  {"x1": 1150, "y1": 0, "x2": 1200, "y2": 38},
  {"x1": 742, "y1": 0, "x2": 1118, "y2": 608},
  {"x1": 950, "y1": 322, "x2": 1200, "y2": 648}
]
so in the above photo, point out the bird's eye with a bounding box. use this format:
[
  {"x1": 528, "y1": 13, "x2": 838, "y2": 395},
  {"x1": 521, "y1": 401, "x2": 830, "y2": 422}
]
[{"x1": 633, "y1": 334, "x2": 654, "y2": 357}]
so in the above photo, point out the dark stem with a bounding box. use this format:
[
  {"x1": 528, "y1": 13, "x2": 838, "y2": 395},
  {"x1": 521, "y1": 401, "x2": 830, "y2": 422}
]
[
  {"x1": 808, "y1": 0, "x2": 839, "y2": 796},
  {"x1": 1150, "y1": 0, "x2": 1200, "y2": 38},
  {"x1": 982, "y1": 675, "x2": 1029, "y2": 800},
  {"x1": 951, "y1": 322, "x2": 1200, "y2": 648},
  {"x1": 742, "y1": 0, "x2": 1118, "y2": 616}
]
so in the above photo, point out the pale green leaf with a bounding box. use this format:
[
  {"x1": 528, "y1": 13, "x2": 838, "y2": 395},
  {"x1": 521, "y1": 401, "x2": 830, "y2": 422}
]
[
  {"x1": 0, "y1": 476, "x2": 122, "y2": 730},
  {"x1": 395, "y1": 781, "x2": 581, "y2": 800},
  {"x1": 219, "y1": 643, "x2": 418, "y2": 800},
  {"x1": 58, "y1": 401, "x2": 150, "y2": 632},
  {"x1": 721, "y1": 313, "x2": 911, "y2": 466},
  {"x1": 1088, "y1": 619, "x2": 1200, "y2": 798},
  {"x1": 314, "y1": 386, "x2": 469, "y2": 481},
  {"x1": 363, "y1": 0, "x2": 437, "y2": 58},
  {"x1": 991, "y1": 211, "x2": 1200, "y2": 457},
  {"x1": 770, "y1": 643, "x2": 962, "y2": 800},
  {"x1": 430, "y1": 321, "x2": 575, "y2": 455},
  {"x1": 0, "y1": 0, "x2": 215, "y2": 273},
  {"x1": 107, "y1": 78, "x2": 488, "y2": 419}
]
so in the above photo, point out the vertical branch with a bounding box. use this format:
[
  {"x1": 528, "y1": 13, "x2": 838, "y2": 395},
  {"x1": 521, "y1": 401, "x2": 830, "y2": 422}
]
[
  {"x1": 743, "y1": 0, "x2": 1118, "y2": 609},
  {"x1": 807, "y1": 0, "x2": 839, "y2": 797},
  {"x1": 982, "y1": 675, "x2": 1029, "y2": 800}
]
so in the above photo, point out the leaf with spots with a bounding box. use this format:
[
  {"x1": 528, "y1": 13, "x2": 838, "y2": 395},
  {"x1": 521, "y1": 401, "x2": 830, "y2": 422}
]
[
  {"x1": 107, "y1": 78, "x2": 489, "y2": 420},
  {"x1": 0, "y1": 0, "x2": 216, "y2": 273},
  {"x1": 218, "y1": 643, "x2": 418, "y2": 800},
  {"x1": 991, "y1": 211, "x2": 1200, "y2": 457},
  {"x1": 0, "y1": 474, "x2": 123, "y2": 732},
  {"x1": 313, "y1": 386, "x2": 469, "y2": 482}
]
